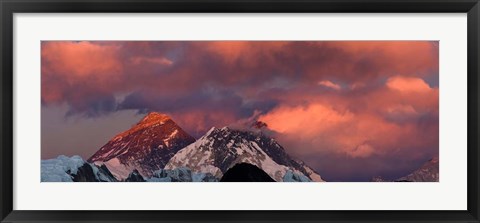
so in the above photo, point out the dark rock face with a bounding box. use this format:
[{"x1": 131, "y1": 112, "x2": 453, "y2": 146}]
[
  {"x1": 125, "y1": 170, "x2": 145, "y2": 182},
  {"x1": 88, "y1": 112, "x2": 196, "y2": 178},
  {"x1": 97, "y1": 164, "x2": 118, "y2": 182},
  {"x1": 220, "y1": 163, "x2": 276, "y2": 182},
  {"x1": 71, "y1": 163, "x2": 98, "y2": 182},
  {"x1": 70, "y1": 163, "x2": 118, "y2": 182},
  {"x1": 252, "y1": 121, "x2": 268, "y2": 129},
  {"x1": 395, "y1": 157, "x2": 439, "y2": 182}
]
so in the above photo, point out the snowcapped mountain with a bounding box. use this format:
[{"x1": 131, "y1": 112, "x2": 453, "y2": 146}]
[
  {"x1": 165, "y1": 126, "x2": 325, "y2": 182},
  {"x1": 41, "y1": 155, "x2": 117, "y2": 182},
  {"x1": 42, "y1": 114, "x2": 325, "y2": 182},
  {"x1": 396, "y1": 156, "x2": 439, "y2": 182},
  {"x1": 370, "y1": 157, "x2": 439, "y2": 182},
  {"x1": 88, "y1": 112, "x2": 196, "y2": 180}
]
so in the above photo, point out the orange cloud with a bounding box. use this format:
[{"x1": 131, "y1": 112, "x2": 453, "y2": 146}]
[
  {"x1": 259, "y1": 104, "x2": 353, "y2": 136},
  {"x1": 42, "y1": 41, "x2": 122, "y2": 79},
  {"x1": 386, "y1": 76, "x2": 432, "y2": 93},
  {"x1": 258, "y1": 103, "x2": 391, "y2": 158},
  {"x1": 259, "y1": 98, "x2": 436, "y2": 159},
  {"x1": 205, "y1": 42, "x2": 251, "y2": 64}
]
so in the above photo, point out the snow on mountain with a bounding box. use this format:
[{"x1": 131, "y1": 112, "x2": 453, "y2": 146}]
[
  {"x1": 41, "y1": 155, "x2": 85, "y2": 182},
  {"x1": 396, "y1": 156, "x2": 439, "y2": 182},
  {"x1": 41, "y1": 155, "x2": 117, "y2": 182},
  {"x1": 146, "y1": 167, "x2": 218, "y2": 182},
  {"x1": 370, "y1": 176, "x2": 387, "y2": 182},
  {"x1": 88, "y1": 112, "x2": 196, "y2": 180},
  {"x1": 283, "y1": 170, "x2": 311, "y2": 182},
  {"x1": 293, "y1": 160, "x2": 324, "y2": 182},
  {"x1": 165, "y1": 126, "x2": 325, "y2": 182}
]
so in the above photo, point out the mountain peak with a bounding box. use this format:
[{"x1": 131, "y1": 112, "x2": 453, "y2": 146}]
[
  {"x1": 252, "y1": 121, "x2": 268, "y2": 129},
  {"x1": 88, "y1": 113, "x2": 195, "y2": 179},
  {"x1": 166, "y1": 126, "x2": 325, "y2": 182},
  {"x1": 111, "y1": 112, "x2": 172, "y2": 140},
  {"x1": 139, "y1": 112, "x2": 171, "y2": 125},
  {"x1": 429, "y1": 156, "x2": 439, "y2": 163}
]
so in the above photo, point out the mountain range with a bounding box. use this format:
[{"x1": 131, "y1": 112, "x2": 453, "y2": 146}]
[{"x1": 41, "y1": 112, "x2": 438, "y2": 182}]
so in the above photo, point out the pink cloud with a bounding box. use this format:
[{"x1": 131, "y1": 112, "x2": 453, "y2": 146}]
[
  {"x1": 317, "y1": 80, "x2": 342, "y2": 90},
  {"x1": 258, "y1": 75, "x2": 438, "y2": 159},
  {"x1": 130, "y1": 56, "x2": 173, "y2": 66},
  {"x1": 41, "y1": 41, "x2": 123, "y2": 105},
  {"x1": 386, "y1": 76, "x2": 432, "y2": 93},
  {"x1": 259, "y1": 104, "x2": 353, "y2": 136},
  {"x1": 260, "y1": 102, "x2": 436, "y2": 159},
  {"x1": 42, "y1": 41, "x2": 122, "y2": 78}
]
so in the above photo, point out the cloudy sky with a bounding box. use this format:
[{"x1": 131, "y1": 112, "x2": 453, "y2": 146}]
[{"x1": 41, "y1": 41, "x2": 439, "y2": 181}]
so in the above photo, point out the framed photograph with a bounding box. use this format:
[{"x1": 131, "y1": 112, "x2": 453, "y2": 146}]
[{"x1": 1, "y1": 0, "x2": 479, "y2": 222}]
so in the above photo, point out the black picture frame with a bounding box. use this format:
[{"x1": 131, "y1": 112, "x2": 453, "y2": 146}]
[{"x1": 1, "y1": 0, "x2": 479, "y2": 222}]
